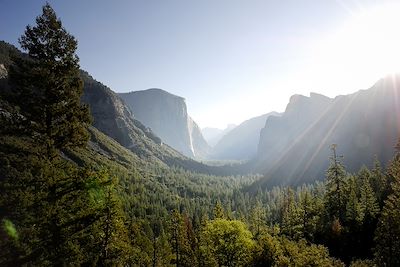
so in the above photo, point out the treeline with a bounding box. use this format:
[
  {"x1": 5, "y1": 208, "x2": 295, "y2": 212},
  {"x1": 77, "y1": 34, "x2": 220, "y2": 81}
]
[{"x1": 1, "y1": 3, "x2": 400, "y2": 266}]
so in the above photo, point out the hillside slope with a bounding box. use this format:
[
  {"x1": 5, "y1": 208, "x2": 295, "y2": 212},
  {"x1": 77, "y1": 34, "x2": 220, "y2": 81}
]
[{"x1": 0, "y1": 41, "x2": 240, "y2": 176}]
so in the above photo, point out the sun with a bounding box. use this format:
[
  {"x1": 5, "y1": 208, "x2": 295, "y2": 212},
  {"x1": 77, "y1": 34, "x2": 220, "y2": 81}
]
[
  {"x1": 307, "y1": 3, "x2": 400, "y2": 96},
  {"x1": 341, "y1": 3, "x2": 400, "y2": 74}
]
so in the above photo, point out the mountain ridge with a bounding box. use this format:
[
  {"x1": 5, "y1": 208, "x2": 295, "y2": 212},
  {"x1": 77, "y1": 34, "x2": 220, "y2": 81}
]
[{"x1": 254, "y1": 77, "x2": 400, "y2": 187}]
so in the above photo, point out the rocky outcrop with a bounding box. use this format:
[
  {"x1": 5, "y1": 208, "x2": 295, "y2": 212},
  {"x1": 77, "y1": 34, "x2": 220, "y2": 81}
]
[
  {"x1": 0, "y1": 64, "x2": 7, "y2": 79},
  {"x1": 119, "y1": 89, "x2": 210, "y2": 158}
]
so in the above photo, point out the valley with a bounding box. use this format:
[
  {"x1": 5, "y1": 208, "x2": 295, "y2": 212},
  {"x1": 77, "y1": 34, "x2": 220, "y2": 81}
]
[{"x1": 1, "y1": 2, "x2": 400, "y2": 267}]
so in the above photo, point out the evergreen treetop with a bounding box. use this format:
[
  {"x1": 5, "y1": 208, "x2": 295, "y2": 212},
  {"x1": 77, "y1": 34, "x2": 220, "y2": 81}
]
[{"x1": 9, "y1": 3, "x2": 90, "y2": 159}]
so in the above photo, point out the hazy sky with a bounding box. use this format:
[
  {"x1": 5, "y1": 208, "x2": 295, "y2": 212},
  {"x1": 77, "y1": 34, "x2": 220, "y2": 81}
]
[{"x1": 1, "y1": 0, "x2": 400, "y2": 128}]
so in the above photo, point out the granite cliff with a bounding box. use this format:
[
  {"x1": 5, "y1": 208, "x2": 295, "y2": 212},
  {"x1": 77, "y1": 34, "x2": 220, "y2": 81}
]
[{"x1": 119, "y1": 89, "x2": 210, "y2": 158}]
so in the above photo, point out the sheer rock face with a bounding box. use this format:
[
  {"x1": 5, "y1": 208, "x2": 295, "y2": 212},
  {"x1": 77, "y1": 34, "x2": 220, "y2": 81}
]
[
  {"x1": 119, "y1": 89, "x2": 210, "y2": 159},
  {"x1": 255, "y1": 78, "x2": 400, "y2": 187}
]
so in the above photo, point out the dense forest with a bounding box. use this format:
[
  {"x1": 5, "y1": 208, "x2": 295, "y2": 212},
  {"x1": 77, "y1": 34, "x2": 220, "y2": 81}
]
[{"x1": 1, "y1": 4, "x2": 400, "y2": 266}]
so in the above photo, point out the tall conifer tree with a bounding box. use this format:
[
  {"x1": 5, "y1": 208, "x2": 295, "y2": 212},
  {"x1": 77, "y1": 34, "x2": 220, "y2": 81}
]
[
  {"x1": 9, "y1": 3, "x2": 90, "y2": 158},
  {"x1": 374, "y1": 146, "x2": 400, "y2": 266},
  {"x1": 325, "y1": 144, "x2": 348, "y2": 223}
]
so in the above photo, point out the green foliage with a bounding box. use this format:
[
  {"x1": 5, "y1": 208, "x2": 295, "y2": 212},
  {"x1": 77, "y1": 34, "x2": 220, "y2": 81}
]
[
  {"x1": 213, "y1": 200, "x2": 226, "y2": 219},
  {"x1": 0, "y1": 3, "x2": 399, "y2": 266},
  {"x1": 0, "y1": 140, "x2": 109, "y2": 265},
  {"x1": 89, "y1": 171, "x2": 132, "y2": 265},
  {"x1": 357, "y1": 167, "x2": 379, "y2": 224},
  {"x1": 253, "y1": 232, "x2": 344, "y2": 267},
  {"x1": 374, "y1": 154, "x2": 400, "y2": 267},
  {"x1": 249, "y1": 200, "x2": 267, "y2": 238},
  {"x1": 349, "y1": 259, "x2": 376, "y2": 267},
  {"x1": 345, "y1": 176, "x2": 363, "y2": 225},
  {"x1": 297, "y1": 188, "x2": 321, "y2": 241},
  {"x1": 200, "y1": 219, "x2": 254, "y2": 267},
  {"x1": 370, "y1": 157, "x2": 388, "y2": 206},
  {"x1": 167, "y1": 210, "x2": 197, "y2": 266},
  {"x1": 8, "y1": 3, "x2": 90, "y2": 159},
  {"x1": 325, "y1": 145, "x2": 348, "y2": 223},
  {"x1": 2, "y1": 219, "x2": 18, "y2": 240}
]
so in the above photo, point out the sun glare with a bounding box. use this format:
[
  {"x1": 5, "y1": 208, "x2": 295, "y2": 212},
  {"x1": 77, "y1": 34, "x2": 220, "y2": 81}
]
[{"x1": 309, "y1": 3, "x2": 400, "y2": 96}]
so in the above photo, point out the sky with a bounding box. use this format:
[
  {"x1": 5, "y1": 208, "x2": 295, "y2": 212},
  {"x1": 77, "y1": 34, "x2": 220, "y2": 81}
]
[{"x1": 1, "y1": 0, "x2": 400, "y2": 128}]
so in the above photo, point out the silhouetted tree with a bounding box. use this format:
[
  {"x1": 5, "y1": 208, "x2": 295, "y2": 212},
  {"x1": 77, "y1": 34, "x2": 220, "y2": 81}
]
[{"x1": 9, "y1": 3, "x2": 90, "y2": 159}]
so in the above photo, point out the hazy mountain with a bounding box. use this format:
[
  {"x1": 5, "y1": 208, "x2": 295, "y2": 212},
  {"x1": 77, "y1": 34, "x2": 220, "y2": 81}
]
[
  {"x1": 210, "y1": 112, "x2": 280, "y2": 160},
  {"x1": 202, "y1": 124, "x2": 236, "y2": 147},
  {"x1": 119, "y1": 89, "x2": 210, "y2": 158},
  {"x1": 253, "y1": 79, "x2": 400, "y2": 187}
]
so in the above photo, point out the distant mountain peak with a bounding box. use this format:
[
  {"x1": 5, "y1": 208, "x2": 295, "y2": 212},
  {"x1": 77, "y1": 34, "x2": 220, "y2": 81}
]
[
  {"x1": 309, "y1": 92, "x2": 331, "y2": 100},
  {"x1": 124, "y1": 88, "x2": 185, "y2": 101},
  {"x1": 286, "y1": 92, "x2": 332, "y2": 114}
]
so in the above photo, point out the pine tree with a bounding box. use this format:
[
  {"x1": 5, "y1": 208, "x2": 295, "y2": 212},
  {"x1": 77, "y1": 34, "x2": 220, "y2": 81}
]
[
  {"x1": 0, "y1": 156, "x2": 113, "y2": 265},
  {"x1": 345, "y1": 176, "x2": 363, "y2": 225},
  {"x1": 93, "y1": 173, "x2": 131, "y2": 266},
  {"x1": 249, "y1": 200, "x2": 267, "y2": 238},
  {"x1": 357, "y1": 167, "x2": 379, "y2": 224},
  {"x1": 129, "y1": 220, "x2": 153, "y2": 266},
  {"x1": 9, "y1": 3, "x2": 90, "y2": 159},
  {"x1": 325, "y1": 144, "x2": 348, "y2": 223},
  {"x1": 213, "y1": 201, "x2": 225, "y2": 220},
  {"x1": 168, "y1": 210, "x2": 194, "y2": 267},
  {"x1": 370, "y1": 157, "x2": 387, "y2": 206},
  {"x1": 281, "y1": 188, "x2": 302, "y2": 239},
  {"x1": 298, "y1": 188, "x2": 319, "y2": 241},
  {"x1": 374, "y1": 151, "x2": 400, "y2": 266},
  {"x1": 0, "y1": 5, "x2": 102, "y2": 265}
]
